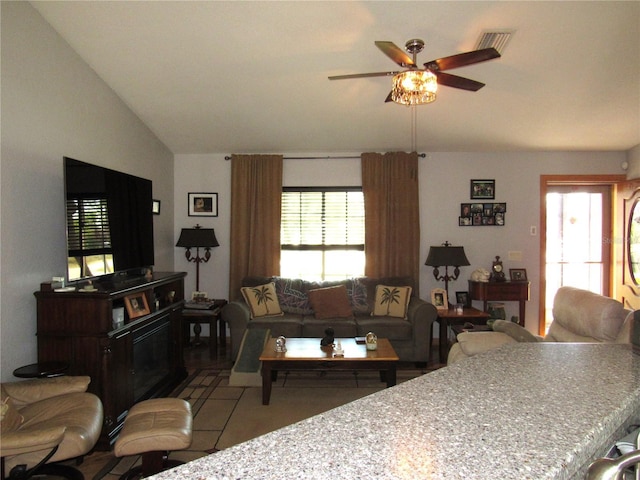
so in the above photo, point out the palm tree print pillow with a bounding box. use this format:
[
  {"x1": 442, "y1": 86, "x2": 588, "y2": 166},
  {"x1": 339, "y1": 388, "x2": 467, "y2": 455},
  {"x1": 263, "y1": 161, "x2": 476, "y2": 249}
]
[
  {"x1": 240, "y1": 282, "x2": 284, "y2": 319},
  {"x1": 372, "y1": 285, "x2": 412, "y2": 319}
]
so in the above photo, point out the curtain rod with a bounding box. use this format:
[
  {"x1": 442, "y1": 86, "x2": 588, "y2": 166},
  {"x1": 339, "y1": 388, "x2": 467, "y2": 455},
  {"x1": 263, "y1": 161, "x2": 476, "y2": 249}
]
[{"x1": 224, "y1": 153, "x2": 426, "y2": 161}]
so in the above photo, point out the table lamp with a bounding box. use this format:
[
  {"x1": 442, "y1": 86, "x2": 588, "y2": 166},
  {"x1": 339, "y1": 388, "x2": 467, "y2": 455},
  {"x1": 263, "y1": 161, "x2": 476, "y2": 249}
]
[
  {"x1": 425, "y1": 241, "x2": 470, "y2": 304},
  {"x1": 176, "y1": 224, "x2": 219, "y2": 292}
]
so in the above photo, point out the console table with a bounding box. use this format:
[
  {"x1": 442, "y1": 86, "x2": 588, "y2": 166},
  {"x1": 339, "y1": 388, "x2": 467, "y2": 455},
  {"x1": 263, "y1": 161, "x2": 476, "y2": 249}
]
[
  {"x1": 34, "y1": 271, "x2": 187, "y2": 450},
  {"x1": 468, "y1": 280, "x2": 530, "y2": 326}
]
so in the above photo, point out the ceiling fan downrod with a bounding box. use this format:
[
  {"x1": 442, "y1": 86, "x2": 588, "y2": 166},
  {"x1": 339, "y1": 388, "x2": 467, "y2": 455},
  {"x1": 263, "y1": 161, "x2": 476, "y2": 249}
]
[{"x1": 405, "y1": 39, "x2": 425, "y2": 67}]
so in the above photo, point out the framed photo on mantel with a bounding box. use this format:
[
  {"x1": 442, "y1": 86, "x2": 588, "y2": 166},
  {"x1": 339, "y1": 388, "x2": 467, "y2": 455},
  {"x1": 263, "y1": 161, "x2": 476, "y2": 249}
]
[{"x1": 124, "y1": 293, "x2": 150, "y2": 319}]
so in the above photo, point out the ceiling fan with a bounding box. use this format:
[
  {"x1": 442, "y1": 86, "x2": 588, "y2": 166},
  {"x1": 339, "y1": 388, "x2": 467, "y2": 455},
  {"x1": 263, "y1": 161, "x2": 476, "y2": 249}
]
[{"x1": 328, "y1": 39, "x2": 501, "y2": 104}]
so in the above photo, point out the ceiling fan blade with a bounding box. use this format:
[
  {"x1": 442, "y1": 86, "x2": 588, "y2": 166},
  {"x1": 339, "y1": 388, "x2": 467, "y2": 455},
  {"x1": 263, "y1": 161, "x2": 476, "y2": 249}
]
[
  {"x1": 375, "y1": 41, "x2": 416, "y2": 68},
  {"x1": 328, "y1": 71, "x2": 399, "y2": 80},
  {"x1": 435, "y1": 71, "x2": 485, "y2": 91},
  {"x1": 425, "y1": 47, "x2": 500, "y2": 72},
  {"x1": 384, "y1": 91, "x2": 393, "y2": 103}
]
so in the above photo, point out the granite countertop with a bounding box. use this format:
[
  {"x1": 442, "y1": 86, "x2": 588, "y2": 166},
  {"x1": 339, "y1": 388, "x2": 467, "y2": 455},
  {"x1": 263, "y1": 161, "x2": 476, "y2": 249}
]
[{"x1": 151, "y1": 343, "x2": 640, "y2": 480}]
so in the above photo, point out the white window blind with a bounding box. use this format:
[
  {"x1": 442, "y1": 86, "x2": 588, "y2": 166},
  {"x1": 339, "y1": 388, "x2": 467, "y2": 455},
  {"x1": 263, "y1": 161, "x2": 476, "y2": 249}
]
[
  {"x1": 281, "y1": 189, "x2": 364, "y2": 249},
  {"x1": 281, "y1": 188, "x2": 365, "y2": 280}
]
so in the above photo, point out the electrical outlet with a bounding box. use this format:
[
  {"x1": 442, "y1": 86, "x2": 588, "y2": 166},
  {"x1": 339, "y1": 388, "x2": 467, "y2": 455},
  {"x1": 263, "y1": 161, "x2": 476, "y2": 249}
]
[{"x1": 530, "y1": 226, "x2": 537, "y2": 236}]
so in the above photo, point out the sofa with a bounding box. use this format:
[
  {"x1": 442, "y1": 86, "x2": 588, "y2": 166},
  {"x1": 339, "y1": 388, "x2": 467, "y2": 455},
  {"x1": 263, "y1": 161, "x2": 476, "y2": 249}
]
[
  {"x1": 221, "y1": 276, "x2": 438, "y2": 363},
  {"x1": 447, "y1": 286, "x2": 633, "y2": 364}
]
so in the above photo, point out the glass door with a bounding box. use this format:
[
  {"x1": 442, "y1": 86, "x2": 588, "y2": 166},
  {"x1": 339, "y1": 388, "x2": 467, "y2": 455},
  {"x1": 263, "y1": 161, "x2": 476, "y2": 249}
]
[{"x1": 543, "y1": 185, "x2": 611, "y2": 333}]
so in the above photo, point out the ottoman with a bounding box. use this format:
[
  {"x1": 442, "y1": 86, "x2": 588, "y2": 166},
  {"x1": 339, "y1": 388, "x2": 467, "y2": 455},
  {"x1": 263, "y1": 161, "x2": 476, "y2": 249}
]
[{"x1": 114, "y1": 398, "x2": 192, "y2": 479}]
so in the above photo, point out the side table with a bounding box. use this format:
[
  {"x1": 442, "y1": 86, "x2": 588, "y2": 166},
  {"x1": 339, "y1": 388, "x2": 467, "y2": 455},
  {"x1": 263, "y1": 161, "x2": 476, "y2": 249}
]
[
  {"x1": 182, "y1": 299, "x2": 227, "y2": 356},
  {"x1": 435, "y1": 307, "x2": 490, "y2": 363},
  {"x1": 13, "y1": 361, "x2": 69, "y2": 378}
]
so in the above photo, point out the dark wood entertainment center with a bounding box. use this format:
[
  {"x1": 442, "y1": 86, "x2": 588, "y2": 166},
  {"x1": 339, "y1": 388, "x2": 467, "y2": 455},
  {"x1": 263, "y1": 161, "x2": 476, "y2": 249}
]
[{"x1": 34, "y1": 271, "x2": 187, "y2": 450}]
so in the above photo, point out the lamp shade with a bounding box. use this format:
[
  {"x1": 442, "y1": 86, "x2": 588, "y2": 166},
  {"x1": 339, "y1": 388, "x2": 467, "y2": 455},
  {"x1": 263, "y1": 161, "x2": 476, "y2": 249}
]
[
  {"x1": 391, "y1": 70, "x2": 437, "y2": 106},
  {"x1": 425, "y1": 245, "x2": 470, "y2": 267},
  {"x1": 176, "y1": 227, "x2": 219, "y2": 248}
]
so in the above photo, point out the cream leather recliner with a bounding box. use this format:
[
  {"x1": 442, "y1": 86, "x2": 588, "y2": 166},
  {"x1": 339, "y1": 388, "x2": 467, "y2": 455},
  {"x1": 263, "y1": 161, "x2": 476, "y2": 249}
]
[
  {"x1": 447, "y1": 286, "x2": 633, "y2": 365},
  {"x1": 0, "y1": 375, "x2": 103, "y2": 479}
]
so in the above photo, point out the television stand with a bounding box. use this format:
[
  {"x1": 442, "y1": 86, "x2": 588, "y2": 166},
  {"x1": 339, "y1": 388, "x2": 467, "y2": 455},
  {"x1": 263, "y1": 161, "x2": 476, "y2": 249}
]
[{"x1": 34, "y1": 271, "x2": 187, "y2": 450}]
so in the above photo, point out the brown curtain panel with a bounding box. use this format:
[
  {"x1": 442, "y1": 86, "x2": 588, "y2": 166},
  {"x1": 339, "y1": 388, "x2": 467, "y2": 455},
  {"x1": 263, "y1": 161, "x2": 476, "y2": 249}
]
[
  {"x1": 228, "y1": 154, "x2": 283, "y2": 300},
  {"x1": 361, "y1": 152, "x2": 420, "y2": 290}
]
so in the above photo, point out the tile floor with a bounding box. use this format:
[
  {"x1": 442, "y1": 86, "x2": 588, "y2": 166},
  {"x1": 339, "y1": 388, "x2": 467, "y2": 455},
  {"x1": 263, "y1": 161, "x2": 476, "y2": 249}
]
[{"x1": 61, "y1": 335, "x2": 446, "y2": 479}]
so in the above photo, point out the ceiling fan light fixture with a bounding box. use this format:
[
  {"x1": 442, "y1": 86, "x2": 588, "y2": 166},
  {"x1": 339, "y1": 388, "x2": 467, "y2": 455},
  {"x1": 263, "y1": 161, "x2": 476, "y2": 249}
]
[{"x1": 391, "y1": 70, "x2": 437, "y2": 106}]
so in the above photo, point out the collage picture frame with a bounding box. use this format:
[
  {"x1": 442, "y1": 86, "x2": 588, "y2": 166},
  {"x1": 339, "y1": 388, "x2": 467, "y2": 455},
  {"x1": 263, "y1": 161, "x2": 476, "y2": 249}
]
[{"x1": 459, "y1": 202, "x2": 506, "y2": 226}]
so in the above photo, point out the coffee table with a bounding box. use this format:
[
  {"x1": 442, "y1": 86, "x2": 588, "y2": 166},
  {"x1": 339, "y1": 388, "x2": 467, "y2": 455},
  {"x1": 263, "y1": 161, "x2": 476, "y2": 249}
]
[{"x1": 258, "y1": 337, "x2": 399, "y2": 405}]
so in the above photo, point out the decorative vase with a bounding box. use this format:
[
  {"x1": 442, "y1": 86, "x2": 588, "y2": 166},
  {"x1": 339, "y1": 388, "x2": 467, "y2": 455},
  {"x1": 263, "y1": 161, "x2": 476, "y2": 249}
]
[{"x1": 488, "y1": 302, "x2": 506, "y2": 320}]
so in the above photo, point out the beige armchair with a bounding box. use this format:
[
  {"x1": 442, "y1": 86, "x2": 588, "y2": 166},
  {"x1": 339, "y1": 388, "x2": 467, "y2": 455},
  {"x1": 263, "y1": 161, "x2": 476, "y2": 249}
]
[
  {"x1": 447, "y1": 286, "x2": 633, "y2": 364},
  {"x1": 0, "y1": 375, "x2": 103, "y2": 480}
]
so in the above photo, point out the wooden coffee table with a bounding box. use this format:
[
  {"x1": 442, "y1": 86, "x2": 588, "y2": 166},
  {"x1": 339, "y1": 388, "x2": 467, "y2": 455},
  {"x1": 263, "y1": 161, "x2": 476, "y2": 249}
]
[{"x1": 259, "y1": 337, "x2": 399, "y2": 405}]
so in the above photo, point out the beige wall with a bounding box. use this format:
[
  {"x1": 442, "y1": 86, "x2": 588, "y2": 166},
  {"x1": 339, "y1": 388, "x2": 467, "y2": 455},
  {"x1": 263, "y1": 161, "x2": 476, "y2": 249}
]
[
  {"x1": 626, "y1": 144, "x2": 640, "y2": 179},
  {"x1": 0, "y1": 2, "x2": 174, "y2": 382},
  {"x1": 1, "y1": 3, "x2": 633, "y2": 380},
  {"x1": 174, "y1": 151, "x2": 627, "y2": 338}
]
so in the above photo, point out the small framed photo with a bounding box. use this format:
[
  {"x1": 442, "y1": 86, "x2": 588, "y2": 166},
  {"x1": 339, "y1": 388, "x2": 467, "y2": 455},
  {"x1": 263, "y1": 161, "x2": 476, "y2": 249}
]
[
  {"x1": 509, "y1": 268, "x2": 528, "y2": 282},
  {"x1": 431, "y1": 288, "x2": 448, "y2": 311},
  {"x1": 461, "y1": 203, "x2": 472, "y2": 217},
  {"x1": 470, "y1": 179, "x2": 495, "y2": 200},
  {"x1": 456, "y1": 291, "x2": 470, "y2": 307},
  {"x1": 124, "y1": 293, "x2": 150, "y2": 319},
  {"x1": 152, "y1": 199, "x2": 161, "y2": 215},
  {"x1": 188, "y1": 192, "x2": 218, "y2": 217}
]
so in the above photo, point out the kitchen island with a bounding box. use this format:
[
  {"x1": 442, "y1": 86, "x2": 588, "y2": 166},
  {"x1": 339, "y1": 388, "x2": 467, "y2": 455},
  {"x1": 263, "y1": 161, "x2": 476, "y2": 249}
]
[{"x1": 151, "y1": 343, "x2": 640, "y2": 480}]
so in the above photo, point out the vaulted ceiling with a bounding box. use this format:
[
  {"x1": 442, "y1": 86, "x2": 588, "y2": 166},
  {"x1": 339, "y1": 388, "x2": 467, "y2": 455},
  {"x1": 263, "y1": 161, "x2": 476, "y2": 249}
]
[{"x1": 31, "y1": 1, "x2": 639, "y2": 155}]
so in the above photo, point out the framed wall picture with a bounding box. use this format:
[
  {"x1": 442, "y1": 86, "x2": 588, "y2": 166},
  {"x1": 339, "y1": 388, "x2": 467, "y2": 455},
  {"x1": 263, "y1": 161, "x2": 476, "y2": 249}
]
[
  {"x1": 188, "y1": 192, "x2": 218, "y2": 217},
  {"x1": 124, "y1": 293, "x2": 150, "y2": 319},
  {"x1": 431, "y1": 288, "x2": 448, "y2": 311},
  {"x1": 470, "y1": 179, "x2": 495, "y2": 199},
  {"x1": 509, "y1": 268, "x2": 528, "y2": 281},
  {"x1": 152, "y1": 199, "x2": 161, "y2": 215},
  {"x1": 459, "y1": 202, "x2": 507, "y2": 227}
]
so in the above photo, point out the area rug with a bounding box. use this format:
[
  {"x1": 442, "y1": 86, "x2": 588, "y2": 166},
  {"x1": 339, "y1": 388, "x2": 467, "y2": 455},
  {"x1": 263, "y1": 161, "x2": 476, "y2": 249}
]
[{"x1": 88, "y1": 366, "x2": 427, "y2": 479}]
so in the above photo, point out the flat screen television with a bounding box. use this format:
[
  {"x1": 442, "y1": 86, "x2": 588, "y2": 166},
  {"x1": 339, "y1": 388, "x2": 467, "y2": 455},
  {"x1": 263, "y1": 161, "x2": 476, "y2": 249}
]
[{"x1": 64, "y1": 157, "x2": 154, "y2": 283}]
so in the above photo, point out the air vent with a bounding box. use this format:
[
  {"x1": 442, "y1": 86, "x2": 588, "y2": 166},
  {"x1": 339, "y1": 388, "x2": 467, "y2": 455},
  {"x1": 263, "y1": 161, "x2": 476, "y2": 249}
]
[{"x1": 475, "y1": 30, "x2": 514, "y2": 54}]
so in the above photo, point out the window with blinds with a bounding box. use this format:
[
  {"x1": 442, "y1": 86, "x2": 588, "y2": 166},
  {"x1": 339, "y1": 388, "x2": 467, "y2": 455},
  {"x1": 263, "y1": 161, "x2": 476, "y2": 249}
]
[
  {"x1": 66, "y1": 197, "x2": 114, "y2": 279},
  {"x1": 281, "y1": 187, "x2": 365, "y2": 280}
]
